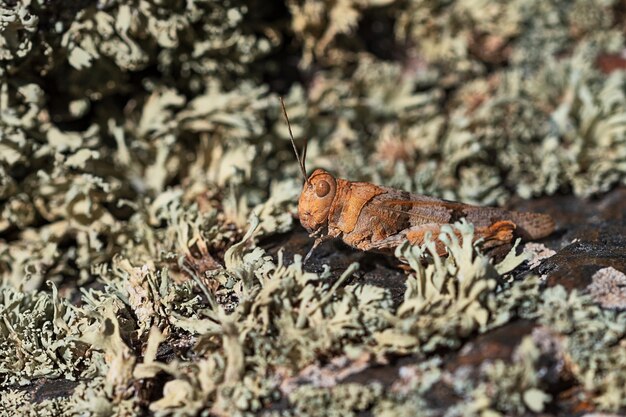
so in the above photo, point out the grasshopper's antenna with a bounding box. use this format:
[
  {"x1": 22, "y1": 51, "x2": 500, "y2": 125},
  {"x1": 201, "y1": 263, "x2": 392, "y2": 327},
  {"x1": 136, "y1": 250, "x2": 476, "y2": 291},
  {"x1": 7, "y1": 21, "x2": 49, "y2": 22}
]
[{"x1": 280, "y1": 97, "x2": 309, "y2": 185}]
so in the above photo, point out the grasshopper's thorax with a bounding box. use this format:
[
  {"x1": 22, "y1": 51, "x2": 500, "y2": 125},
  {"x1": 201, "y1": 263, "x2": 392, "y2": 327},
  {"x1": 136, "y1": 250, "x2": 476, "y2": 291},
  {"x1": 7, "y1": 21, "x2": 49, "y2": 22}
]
[{"x1": 298, "y1": 168, "x2": 337, "y2": 234}]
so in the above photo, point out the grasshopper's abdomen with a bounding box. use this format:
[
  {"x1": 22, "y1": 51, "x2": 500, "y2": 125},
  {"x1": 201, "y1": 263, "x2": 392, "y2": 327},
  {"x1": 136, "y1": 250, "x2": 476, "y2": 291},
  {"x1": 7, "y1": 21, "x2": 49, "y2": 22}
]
[
  {"x1": 461, "y1": 206, "x2": 555, "y2": 240},
  {"x1": 508, "y1": 211, "x2": 555, "y2": 240}
]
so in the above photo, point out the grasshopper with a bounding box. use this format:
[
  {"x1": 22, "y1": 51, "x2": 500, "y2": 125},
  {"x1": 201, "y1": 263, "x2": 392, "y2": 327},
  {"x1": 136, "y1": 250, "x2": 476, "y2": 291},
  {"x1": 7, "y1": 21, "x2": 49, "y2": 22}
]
[{"x1": 280, "y1": 98, "x2": 555, "y2": 261}]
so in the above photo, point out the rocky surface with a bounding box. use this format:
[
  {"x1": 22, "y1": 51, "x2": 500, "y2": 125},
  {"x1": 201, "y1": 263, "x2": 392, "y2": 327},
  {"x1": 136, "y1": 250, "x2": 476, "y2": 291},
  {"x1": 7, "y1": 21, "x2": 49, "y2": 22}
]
[
  {"x1": 265, "y1": 187, "x2": 626, "y2": 293},
  {"x1": 13, "y1": 188, "x2": 626, "y2": 413},
  {"x1": 518, "y1": 189, "x2": 626, "y2": 291},
  {"x1": 261, "y1": 187, "x2": 626, "y2": 415}
]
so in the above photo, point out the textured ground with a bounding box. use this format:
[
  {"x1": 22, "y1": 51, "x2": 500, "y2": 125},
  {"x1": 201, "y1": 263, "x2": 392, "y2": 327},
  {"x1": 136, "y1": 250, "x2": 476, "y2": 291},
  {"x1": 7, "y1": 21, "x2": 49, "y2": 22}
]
[
  {"x1": 20, "y1": 188, "x2": 626, "y2": 415},
  {"x1": 2, "y1": 1, "x2": 626, "y2": 416},
  {"x1": 260, "y1": 187, "x2": 626, "y2": 415}
]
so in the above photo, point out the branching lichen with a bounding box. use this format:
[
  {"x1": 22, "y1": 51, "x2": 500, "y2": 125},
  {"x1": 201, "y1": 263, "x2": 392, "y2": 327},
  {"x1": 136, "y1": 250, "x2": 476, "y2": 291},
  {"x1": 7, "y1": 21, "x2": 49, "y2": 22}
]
[{"x1": 1, "y1": 0, "x2": 625, "y2": 415}]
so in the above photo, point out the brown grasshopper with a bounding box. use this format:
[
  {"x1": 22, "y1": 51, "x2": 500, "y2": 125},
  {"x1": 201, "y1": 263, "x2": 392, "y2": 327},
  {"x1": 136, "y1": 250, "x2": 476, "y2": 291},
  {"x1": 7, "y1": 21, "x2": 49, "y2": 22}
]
[{"x1": 280, "y1": 98, "x2": 555, "y2": 262}]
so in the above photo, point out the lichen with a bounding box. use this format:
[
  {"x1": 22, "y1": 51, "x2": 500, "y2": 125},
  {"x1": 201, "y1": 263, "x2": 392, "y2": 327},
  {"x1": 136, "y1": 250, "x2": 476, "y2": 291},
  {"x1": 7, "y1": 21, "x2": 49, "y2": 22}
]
[
  {"x1": 0, "y1": 284, "x2": 89, "y2": 386},
  {"x1": 1, "y1": 0, "x2": 626, "y2": 414},
  {"x1": 374, "y1": 221, "x2": 527, "y2": 354},
  {"x1": 0, "y1": 389, "x2": 72, "y2": 417},
  {"x1": 466, "y1": 337, "x2": 553, "y2": 415},
  {"x1": 535, "y1": 285, "x2": 626, "y2": 411},
  {"x1": 587, "y1": 267, "x2": 626, "y2": 310}
]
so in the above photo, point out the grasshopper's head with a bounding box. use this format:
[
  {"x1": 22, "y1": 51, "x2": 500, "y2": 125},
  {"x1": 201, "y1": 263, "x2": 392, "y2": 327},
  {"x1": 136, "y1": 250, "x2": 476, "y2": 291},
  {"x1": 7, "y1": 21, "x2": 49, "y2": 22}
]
[
  {"x1": 298, "y1": 168, "x2": 337, "y2": 233},
  {"x1": 279, "y1": 97, "x2": 336, "y2": 234}
]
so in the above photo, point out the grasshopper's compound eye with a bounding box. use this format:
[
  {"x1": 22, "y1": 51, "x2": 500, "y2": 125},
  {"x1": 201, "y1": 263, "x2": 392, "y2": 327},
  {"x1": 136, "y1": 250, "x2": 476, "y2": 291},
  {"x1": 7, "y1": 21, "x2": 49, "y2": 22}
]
[{"x1": 315, "y1": 180, "x2": 331, "y2": 197}]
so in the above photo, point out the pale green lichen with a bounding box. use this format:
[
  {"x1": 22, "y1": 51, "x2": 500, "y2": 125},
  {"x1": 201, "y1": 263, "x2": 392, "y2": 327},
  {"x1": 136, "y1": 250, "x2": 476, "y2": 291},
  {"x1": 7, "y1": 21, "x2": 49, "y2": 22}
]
[
  {"x1": 535, "y1": 286, "x2": 626, "y2": 410},
  {"x1": 285, "y1": 383, "x2": 383, "y2": 417},
  {"x1": 466, "y1": 338, "x2": 553, "y2": 415},
  {"x1": 0, "y1": 389, "x2": 72, "y2": 417},
  {"x1": 1, "y1": 0, "x2": 626, "y2": 415},
  {"x1": 374, "y1": 221, "x2": 527, "y2": 354},
  {"x1": 0, "y1": 284, "x2": 88, "y2": 385}
]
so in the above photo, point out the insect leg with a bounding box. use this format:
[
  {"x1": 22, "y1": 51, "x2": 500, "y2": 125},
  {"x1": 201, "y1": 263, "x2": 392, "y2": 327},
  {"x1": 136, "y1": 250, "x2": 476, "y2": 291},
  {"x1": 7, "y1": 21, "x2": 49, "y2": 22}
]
[
  {"x1": 358, "y1": 221, "x2": 517, "y2": 258},
  {"x1": 357, "y1": 232, "x2": 407, "y2": 251},
  {"x1": 303, "y1": 235, "x2": 333, "y2": 263},
  {"x1": 361, "y1": 224, "x2": 454, "y2": 256},
  {"x1": 358, "y1": 224, "x2": 443, "y2": 252},
  {"x1": 474, "y1": 220, "x2": 516, "y2": 249}
]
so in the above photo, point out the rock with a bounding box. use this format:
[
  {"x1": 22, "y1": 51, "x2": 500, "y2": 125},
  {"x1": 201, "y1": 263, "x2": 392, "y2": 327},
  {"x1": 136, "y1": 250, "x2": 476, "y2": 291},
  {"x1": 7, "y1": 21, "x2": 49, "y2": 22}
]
[
  {"x1": 535, "y1": 233, "x2": 626, "y2": 291},
  {"x1": 448, "y1": 320, "x2": 536, "y2": 370},
  {"x1": 512, "y1": 188, "x2": 626, "y2": 291}
]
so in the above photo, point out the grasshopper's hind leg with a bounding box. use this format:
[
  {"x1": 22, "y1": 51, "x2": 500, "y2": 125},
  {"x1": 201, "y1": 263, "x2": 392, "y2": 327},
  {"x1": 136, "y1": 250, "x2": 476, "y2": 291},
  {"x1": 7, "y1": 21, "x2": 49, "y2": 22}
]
[
  {"x1": 475, "y1": 220, "x2": 516, "y2": 249},
  {"x1": 361, "y1": 221, "x2": 517, "y2": 257},
  {"x1": 358, "y1": 224, "x2": 446, "y2": 255}
]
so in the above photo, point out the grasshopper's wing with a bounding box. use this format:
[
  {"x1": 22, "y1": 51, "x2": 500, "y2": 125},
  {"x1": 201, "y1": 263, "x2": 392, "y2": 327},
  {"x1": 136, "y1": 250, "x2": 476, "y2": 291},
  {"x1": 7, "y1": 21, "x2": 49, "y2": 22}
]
[
  {"x1": 371, "y1": 193, "x2": 554, "y2": 240},
  {"x1": 370, "y1": 195, "x2": 466, "y2": 225}
]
